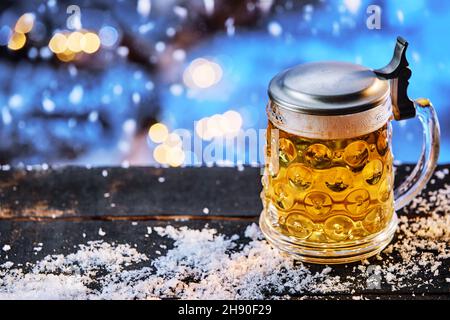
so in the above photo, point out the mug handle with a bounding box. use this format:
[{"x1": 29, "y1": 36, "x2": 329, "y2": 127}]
[{"x1": 394, "y1": 98, "x2": 440, "y2": 210}]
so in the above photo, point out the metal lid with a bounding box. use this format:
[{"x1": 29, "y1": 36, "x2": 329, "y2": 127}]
[{"x1": 268, "y1": 61, "x2": 389, "y2": 116}]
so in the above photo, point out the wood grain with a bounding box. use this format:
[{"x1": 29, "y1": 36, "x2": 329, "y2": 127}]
[{"x1": 0, "y1": 165, "x2": 448, "y2": 299}]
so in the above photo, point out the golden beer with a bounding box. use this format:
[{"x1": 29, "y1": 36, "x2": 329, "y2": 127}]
[{"x1": 262, "y1": 120, "x2": 394, "y2": 243}]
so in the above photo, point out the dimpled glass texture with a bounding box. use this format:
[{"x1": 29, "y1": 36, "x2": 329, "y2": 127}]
[{"x1": 262, "y1": 120, "x2": 394, "y2": 244}]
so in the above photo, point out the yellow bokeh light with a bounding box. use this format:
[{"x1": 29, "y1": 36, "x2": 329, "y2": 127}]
[
  {"x1": 49, "y1": 33, "x2": 68, "y2": 54},
  {"x1": 151, "y1": 126, "x2": 185, "y2": 166},
  {"x1": 8, "y1": 32, "x2": 26, "y2": 50},
  {"x1": 56, "y1": 50, "x2": 76, "y2": 62},
  {"x1": 191, "y1": 62, "x2": 216, "y2": 88},
  {"x1": 222, "y1": 110, "x2": 243, "y2": 133},
  {"x1": 183, "y1": 58, "x2": 223, "y2": 89},
  {"x1": 148, "y1": 123, "x2": 169, "y2": 143},
  {"x1": 153, "y1": 143, "x2": 185, "y2": 167},
  {"x1": 164, "y1": 133, "x2": 182, "y2": 148},
  {"x1": 195, "y1": 110, "x2": 243, "y2": 141},
  {"x1": 67, "y1": 31, "x2": 83, "y2": 53},
  {"x1": 167, "y1": 147, "x2": 185, "y2": 167},
  {"x1": 153, "y1": 144, "x2": 169, "y2": 164},
  {"x1": 195, "y1": 118, "x2": 212, "y2": 141},
  {"x1": 15, "y1": 13, "x2": 35, "y2": 34},
  {"x1": 206, "y1": 114, "x2": 223, "y2": 137},
  {"x1": 81, "y1": 32, "x2": 101, "y2": 54}
]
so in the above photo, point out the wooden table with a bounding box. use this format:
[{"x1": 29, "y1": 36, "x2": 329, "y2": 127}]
[{"x1": 0, "y1": 165, "x2": 449, "y2": 299}]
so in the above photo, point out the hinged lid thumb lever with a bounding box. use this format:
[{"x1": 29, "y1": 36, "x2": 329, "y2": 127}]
[{"x1": 374, "y1": 36, "x2": 416, "y2": 120}]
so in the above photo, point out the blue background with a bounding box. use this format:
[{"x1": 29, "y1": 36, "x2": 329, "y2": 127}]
[{"x1": 0, "y1": 0, "x2": 449, "y2": 165}]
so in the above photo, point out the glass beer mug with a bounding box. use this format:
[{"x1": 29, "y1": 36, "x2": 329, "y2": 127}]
[{"x1": 260, "y1": 37, "x2": 440, "y2": 264}]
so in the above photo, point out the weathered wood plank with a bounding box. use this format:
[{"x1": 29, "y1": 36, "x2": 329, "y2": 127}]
[
  {"x1": 0, "y1": 165, "x2": 445, "y2": 219},
  {"x1": 0, "y1": 218, "x2": 448, "y2": 298},
  {"x1": 0, "y1": 166, "x2": 263, "y2": 218}
]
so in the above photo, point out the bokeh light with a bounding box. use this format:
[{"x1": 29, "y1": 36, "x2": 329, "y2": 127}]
[
  {"x1": 81, "y1": 32, "x2": 101, "y2": 54},
  {"x1": 8, "y1": 32, "x2": 26, "y2": 50},
  {"x1": 195, "y1": 110, "x2": 243, "y2": 140},
  {"x1": 183, "y1": 58, "x2": 223, "y2": 89},
  {"x1": 221, "y1": 110, "x2": 243, "y2": 133},
  {"x1": 166, "y1": 147, "x2": 185, "y2": 167},
  {"x1": 195, "y1": 118, "x2": 213, "y2": 141},
  {"x1": 99, "y1": 26, "x2": 119, "y2": 47},
  {"x1": 206, "y1": 115, "x2": 223, "y2": 137},
  {"x1": 148, "y1": 123, "x2": 169, "y2": 143},
  {"x1": 67, "y1": 31, "x2": 83, "y2": 53},
  {"x1": 149, "y1": 124, "x2": 186, "y2": 167},
  {"x1": 165, "y1": 132, "x2": 182, "y2": 148},
  {"x1": 343, "y1": 0, "x2": 362, "y2": 14},
  {"x1": 153, "y1": 144, "x2": 169, "y2": 164},
  {"x1": 49, "y1": 31, "x2": 102, "y2": 61},
  {"x1": 49, "y1": 33, "x2": 67, "y2": 54},
  {"x1": 152, "y1": 141, "x2": 186, "y2": 167},
  {"x1": 14, "y1": 13, "x2": 35, "y2": 34},
  {"x1": 56, "y1": 50, "x2": 76, "y2": 62}
]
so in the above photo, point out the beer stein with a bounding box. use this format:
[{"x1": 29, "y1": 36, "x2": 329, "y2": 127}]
[{"x1": 259, "y1": 37, "x2": 440, "y2": 264}]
